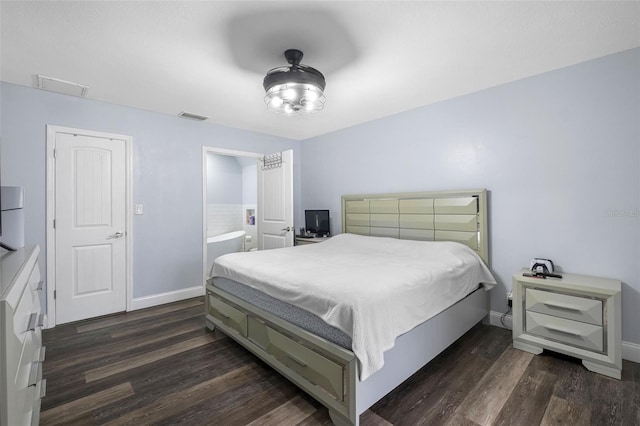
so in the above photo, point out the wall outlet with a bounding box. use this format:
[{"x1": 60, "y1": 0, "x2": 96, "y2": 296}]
[{"x1": 507, "y1": 289, "x2": 513, "y2": 308}]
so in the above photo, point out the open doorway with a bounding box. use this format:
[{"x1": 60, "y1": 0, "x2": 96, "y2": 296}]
[
  {"x1": 201, "y1": 147, "x2": 261, "y2": 284},
  {"x1": 201, "y1": 146, "x2": 295, "y2": 287}
]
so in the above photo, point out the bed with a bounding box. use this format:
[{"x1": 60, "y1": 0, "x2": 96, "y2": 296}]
[{"x1": 205, "y1": 189, "x2": 495, "y2": 425}]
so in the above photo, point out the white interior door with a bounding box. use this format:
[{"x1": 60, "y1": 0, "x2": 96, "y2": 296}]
[
  {"x1": 257, "y1": 150, "x2": 294, "y2": 250},
  {"x1": 54, "y1": 132, "x2": 127, "y2": 324}
]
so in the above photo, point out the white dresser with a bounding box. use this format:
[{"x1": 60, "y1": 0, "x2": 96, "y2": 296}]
[
  {"x1": 512, "y1": 269, "x2": 622, "y2": 379},
  {"x1": 0, "y1": 246, "x2": 46, "y2": 426}
]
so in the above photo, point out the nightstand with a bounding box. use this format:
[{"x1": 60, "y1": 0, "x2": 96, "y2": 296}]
[
  {"x1": 295, "y1": 236, "x2": 331, "y2": 246},
  {"x1": 512, "y1": 270, "x2": 622, "y2": 379}
]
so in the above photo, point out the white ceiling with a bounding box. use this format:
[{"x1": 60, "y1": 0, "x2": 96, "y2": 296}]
[{"x1": 1, "y1": 1, "x2": 639, "y2": 141}]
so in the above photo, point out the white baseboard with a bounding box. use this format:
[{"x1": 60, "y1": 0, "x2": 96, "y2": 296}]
[
  {"x1": 622, "y1": 341, "x2": 640, "y2": 363},
  {"x1": 488, "y1": 309, "x2": 512, "y2": 330},
  {"x1": 489, "y1": 310, "x2": 640, "y2": 364},
  {"x1": 130, "y1": 285, "x2": 205, "y2": 311}
]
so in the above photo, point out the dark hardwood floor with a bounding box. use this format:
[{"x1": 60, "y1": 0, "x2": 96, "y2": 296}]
[{"x1": 42, "y1": 297, "x2": 639, "y2": 425}]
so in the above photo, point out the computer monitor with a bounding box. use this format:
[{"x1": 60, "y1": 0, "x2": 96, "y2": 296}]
[{"x1": 304, "y1": 210, "x2": 330, "y2": 237}]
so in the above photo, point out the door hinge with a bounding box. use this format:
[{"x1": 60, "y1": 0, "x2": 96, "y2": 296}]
[
  {"x1": 53, "y1": 219, "x2": 56, "y2": 229},
  {"x1": 54, "y1": 290, "x2": 56, "y2": 299},
  {"x1": 53, "y1": 148, "x2": 56, "y2": 158}
]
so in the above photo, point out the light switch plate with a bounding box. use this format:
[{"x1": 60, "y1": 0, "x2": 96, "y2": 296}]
[{"x1": 135, "y1": 204, "x2": 144, "y2": 215}]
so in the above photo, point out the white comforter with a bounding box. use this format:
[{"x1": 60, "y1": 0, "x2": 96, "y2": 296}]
[{"x1": 212, "y1": 233, "x2": 496, "y2": 380}]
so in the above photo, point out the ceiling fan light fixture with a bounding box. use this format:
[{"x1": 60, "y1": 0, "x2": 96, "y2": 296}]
[{"x1": 263, "y1": 49, "x2": 326, "y2": 115}]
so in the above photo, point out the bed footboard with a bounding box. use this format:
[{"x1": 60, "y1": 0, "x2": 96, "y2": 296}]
[
  {"x1": 205, "y1": 283, "x2": 359, "y2": 424},
  {"x1": 205, "y1": 281, "x2": 489, "y2": 426}
]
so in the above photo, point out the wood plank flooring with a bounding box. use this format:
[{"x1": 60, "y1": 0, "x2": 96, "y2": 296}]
[{"x1": 42, "y1": 297, "x2": 640, "y2": 425}]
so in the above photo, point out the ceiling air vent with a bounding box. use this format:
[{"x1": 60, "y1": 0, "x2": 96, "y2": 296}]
[
  {"x1": 178, "y1": 111, "x2": 209, "y2": 121},
  {"x1": 35, "y1": 75, "x2": 89, "y2": 97}
]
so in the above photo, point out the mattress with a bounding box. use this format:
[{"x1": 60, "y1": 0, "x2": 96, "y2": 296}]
[
  {"x1": 213, "y1": 277, "x2": 352, "y2": 349},
  {"x1": 213, "y1": 233, "x2": 497, "y2": 379}
]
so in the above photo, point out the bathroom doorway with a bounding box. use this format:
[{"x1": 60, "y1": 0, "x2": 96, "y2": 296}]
[{"x1": 201, "y1": 147, "x2": 260, "y2": 283}]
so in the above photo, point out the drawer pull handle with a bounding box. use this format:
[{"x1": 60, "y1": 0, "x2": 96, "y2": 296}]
[
  {"x1": 543, "y1": 302, "x2": 581, "y2": 312},
  {"x1": 28, "y1": 361, "x2": 42, "y2": 387},
  {"x1": 40, "y1": 379, "x2": 47, "y2": 399},
  {"x1": 36, "y1": 280, "x2": 44, "y2": 291},
  {"x1": 286, "y1": 353, "x2": 308, "y2": 368},
  {"x1": 27, "y1": 313, "x2": 45, "y2": 331},
  {"x1": 543, "y1": 325, "x2": 581, "y2": 337},
  {"x1": 219, "y1": 312, "x2": 231, "y2": 320}
]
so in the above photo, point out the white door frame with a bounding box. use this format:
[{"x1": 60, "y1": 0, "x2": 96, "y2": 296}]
[
  {"x1": 46, "y1": 125, "x2": 133, "y2": 328},
  {"x1": 201, "y1": 146, "x2": 261, "y2": 288}
]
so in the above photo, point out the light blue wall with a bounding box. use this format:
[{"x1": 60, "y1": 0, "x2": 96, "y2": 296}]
[
  {"x1": 242, "y1": 163, "x2": 257, "y2": 205},
  {"x1": 301, "y1": 48, "x2": 640, "y2": 345},
  {"x1": 206, "y1": 153, "x2": 242, "y2": 204},
  {"x1": 0, "y1": 82, "x2": 300, "y2": 299}
]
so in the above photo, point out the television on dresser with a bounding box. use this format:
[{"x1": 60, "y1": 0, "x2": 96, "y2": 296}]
[{"x1": 304, "y1": 209, "x2": 330, "y2": 237}]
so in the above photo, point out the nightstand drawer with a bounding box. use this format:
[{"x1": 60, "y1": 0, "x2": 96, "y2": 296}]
[
  {"x1": 526, "y1": 288, "x2": 602, "y2": 326},
  {"x1": 526, "y1": 311, "x2": 603, "y2": 352}
]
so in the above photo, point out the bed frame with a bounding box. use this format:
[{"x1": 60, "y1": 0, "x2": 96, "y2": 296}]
[{"x1": 205, "y1": 189, "x2": 490, "y2": 425}]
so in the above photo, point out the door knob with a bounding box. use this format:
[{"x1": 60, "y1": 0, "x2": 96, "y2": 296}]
[
  {"x1": 281, "y1": 227, "x2": 291, "y2": 232},
  {"x1": 107, "y1": 231, "x2": 124, "y2": 239}
]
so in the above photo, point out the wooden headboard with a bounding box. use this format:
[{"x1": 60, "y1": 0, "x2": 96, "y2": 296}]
[{"x1": 341, "y1": 189, "x2": 489, "y2": 264}]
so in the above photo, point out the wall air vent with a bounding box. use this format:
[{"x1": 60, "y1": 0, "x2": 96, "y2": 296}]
[
  {"x1": 178, "y1": 111, "x2": 209, "y2": 121},
  {"x1": 35, "y1": 75, "x2": 89, "y2": 97}
]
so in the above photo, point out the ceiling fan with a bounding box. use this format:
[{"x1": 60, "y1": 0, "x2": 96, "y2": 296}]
[{"x1": 263, "y1": 49, "x2": 326, "y2": 115}]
